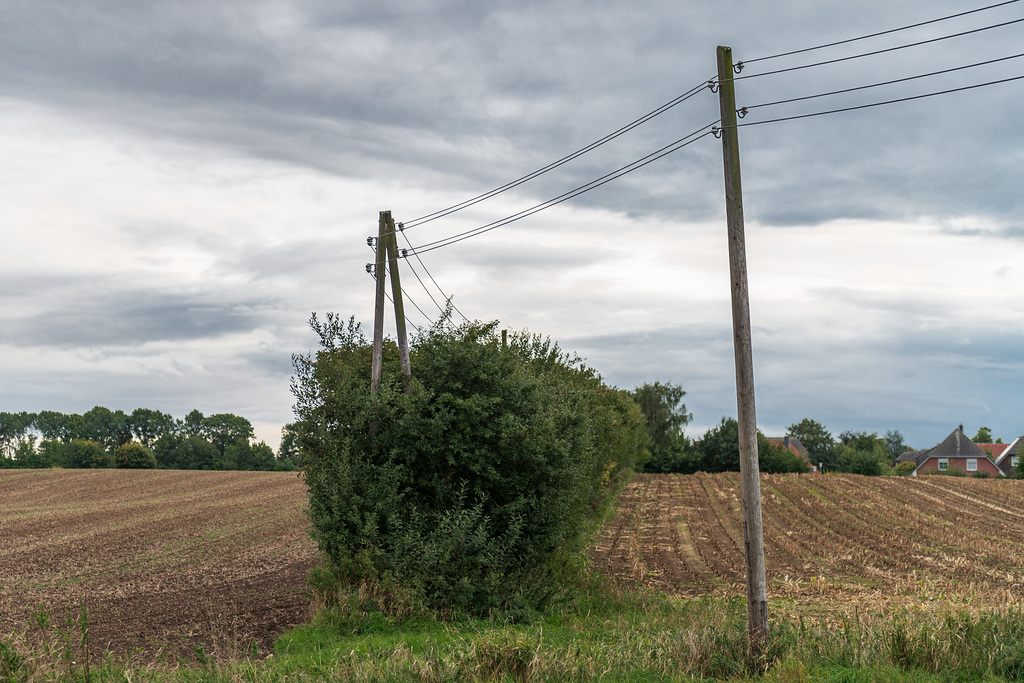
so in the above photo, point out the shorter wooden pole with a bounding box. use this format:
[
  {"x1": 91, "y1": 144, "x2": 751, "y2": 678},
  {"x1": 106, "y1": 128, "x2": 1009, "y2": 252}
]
[
  {"x1": 384, "y1": 212, "x2": 412, "y2": 391},
  {"x1": 370, "y1": 212, "x2": 388, "y2": 395}
]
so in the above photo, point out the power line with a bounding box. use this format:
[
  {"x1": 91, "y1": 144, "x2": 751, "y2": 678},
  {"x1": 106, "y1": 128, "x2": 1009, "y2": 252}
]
[
  {"x1": 368, "y1": 231, "x2": 470, "y2": 323},
  {"x1": 398, "y1": 247, "x2": 446, "y2": 315},
  {"x1": 393, "y1": 4, "x2": 1024, "y2": 257},
  {"x1": 744, "y1": 0, "x2": 1020, "y2": 64},
  {"x1": 398, "y1": 229, "x2": 470, "y2": 321},
  {"x1": 405, "y1": 122, "x2": 718, "y2": 255},
  {"x1": 402, "y1": 79, "x2": 713, "y2": 228},
  {"x1": 734, "y1": 73, "x2": 1024, "y2": 128},
  {"x1": 734, "y1": 17, "x2": 1024, "y2": 81},
  {"x1": 383, "y1": 286, "x2": 424, "y2": 334},
  {"x1": 741, "y1": 52, "x2": 1024, "y2": 111}
]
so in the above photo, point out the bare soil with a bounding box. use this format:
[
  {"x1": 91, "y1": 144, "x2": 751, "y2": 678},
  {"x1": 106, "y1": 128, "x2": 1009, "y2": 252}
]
[
  {"x1": 0, "y1": 469, "x2": 318, "y2": 662},
  {"x1": 6, "y1": 469, "x2": 1024, "y2": 663}
]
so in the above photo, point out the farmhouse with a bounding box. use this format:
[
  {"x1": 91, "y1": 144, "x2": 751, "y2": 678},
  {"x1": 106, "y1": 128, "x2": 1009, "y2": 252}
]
[
  {"x1": 895, "y1": 427, "x2": 1002, "y2": 477},
  {"x1": 993, "y1": 435, "x2": 1023, "y2": 477},
  {"x1": 975, "y1": 442, "x2": 1010, "y2": 460},
  {"x1": 766, "y1": 435, "x2": 816, "y2": 471}
]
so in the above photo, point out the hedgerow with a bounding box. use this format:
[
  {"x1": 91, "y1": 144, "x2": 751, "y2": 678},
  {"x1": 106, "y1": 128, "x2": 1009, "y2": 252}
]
[{"x1": 291, "y1": 313, "x2": 647, "y2": 619}]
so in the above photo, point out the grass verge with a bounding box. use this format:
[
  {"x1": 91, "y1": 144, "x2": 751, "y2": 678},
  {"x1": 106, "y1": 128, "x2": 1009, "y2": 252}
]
[{"x1": 5, "y1": 577, "x2": 1024, "y2": 681}]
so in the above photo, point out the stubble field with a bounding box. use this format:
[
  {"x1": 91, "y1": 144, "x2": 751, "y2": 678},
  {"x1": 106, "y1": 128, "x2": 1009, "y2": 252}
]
[
  {"x1": 592, "y1": 472, "x2": 1024, "y2": 620},
  {"x1": 4, "y1": 469, "x2": 1024, "y2": 663}
]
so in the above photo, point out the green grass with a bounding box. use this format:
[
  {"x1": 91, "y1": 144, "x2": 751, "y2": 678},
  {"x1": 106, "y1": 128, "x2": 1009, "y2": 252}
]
[{"x1": 6, "y1": 579, "x2": 1024, "y2": 682}]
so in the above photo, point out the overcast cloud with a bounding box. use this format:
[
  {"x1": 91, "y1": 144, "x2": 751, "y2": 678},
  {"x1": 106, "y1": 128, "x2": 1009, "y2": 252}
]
[{"x1": 2, "y1": 0, "x2": 1022, "y2": 450}]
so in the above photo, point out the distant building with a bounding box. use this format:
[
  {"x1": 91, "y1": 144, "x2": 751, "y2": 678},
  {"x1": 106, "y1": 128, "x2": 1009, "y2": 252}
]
[
  {"x1": 766, "y1": 435, "x2": 815, "y2": 471},
  {"x1": 993, "y1": 436, "x2": 1023, "y2": 477},
  {"x1": 895, "y1": 427, "x2": 1001, "y2": 477}
]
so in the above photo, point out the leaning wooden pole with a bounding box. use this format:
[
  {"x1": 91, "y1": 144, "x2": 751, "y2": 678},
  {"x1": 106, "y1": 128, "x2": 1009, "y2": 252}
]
[
  {"x1": 716, "y1": 45, "x2": 769, "y2": 655},
  {"x1": 370, "y1": 211, "x2": 388, "y2": 395},
  {"x1": 383, "y1": 211, "x2": 412, "y2": 391}
]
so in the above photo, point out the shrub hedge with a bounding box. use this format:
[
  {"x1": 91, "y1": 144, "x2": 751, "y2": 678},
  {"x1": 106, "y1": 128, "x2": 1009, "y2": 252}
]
[{"x1": 291, "y1": 314, "x2": 648, "y2": 618}]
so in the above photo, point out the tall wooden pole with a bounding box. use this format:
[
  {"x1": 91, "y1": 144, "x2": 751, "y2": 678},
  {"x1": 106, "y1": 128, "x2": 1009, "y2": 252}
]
[
  {"x1": 383, "y1": 212, "x2": 412, "y2": 391},
  {"x1": 370, "y1": 211, "x2": 388, "y2": 395},
  {"x1": 716, "y1": 45, "x2": 768, "y2": 655}
]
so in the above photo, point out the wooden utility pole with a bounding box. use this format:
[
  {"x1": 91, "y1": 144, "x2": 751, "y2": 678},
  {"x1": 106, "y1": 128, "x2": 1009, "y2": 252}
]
[
  {"x1": 383, "y1": 211, "x2": 412, "y2": 391},
  {"x1": 370, "y1": 212, "x2": 388, "y2": 395},
  {"x1": 715, "y1": 45, "x2": 769, "y2": 655}
]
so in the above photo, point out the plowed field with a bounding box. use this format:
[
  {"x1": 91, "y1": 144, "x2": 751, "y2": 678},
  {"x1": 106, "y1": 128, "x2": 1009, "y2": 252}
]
[
  {"x1": 0, "y1": 469, "x2": 318, "y2": 661},
  {"x1": 592, "y1": 473, "x2": 1024, "y2": 616},
  {"x1": 5, "y1": 470, "x2": 1024, "y2": 662}
]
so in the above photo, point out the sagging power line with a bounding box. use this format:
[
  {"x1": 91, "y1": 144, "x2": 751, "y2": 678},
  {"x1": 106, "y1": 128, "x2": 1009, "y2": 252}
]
[
  {"x1": 733, "y1": 16, "x2": 1024, "y2": 81},
  {"x1": 398, "y1": 229, "x2": 469, "y2": 321},
  {"x1": 402, "y1": 122, "x2": 718, "y2": 256},
  {"x1": 740, "y1": 52, "x2": 1024, "y2": 111},
  {"x1": 401, "y1": 79, "x2": 713, "y2": 229},
  {"x1": 743, "y1": 0, "x2": 1020, "y2": 65},
  {"x1": 401, "y1": 5, "x2": 1023, "y2": 257},
  {"x1": 365, "y1": 0, "x2": 1022, "y2": 346},
  {"x1": 730, "y1": 73, "x2": 1024, "y2": 129}
]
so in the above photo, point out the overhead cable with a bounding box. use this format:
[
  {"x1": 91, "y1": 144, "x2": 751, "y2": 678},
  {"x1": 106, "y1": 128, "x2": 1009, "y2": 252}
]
[
  {"x1": 383, "y1": 287, "x2": 425, "y2": 334},
  {"x1": 744, "y1": 0, "x2": 1020, "y2": 65},
  {"x1": 398, "y1": 229, "x2": 470, "y2": 321},
  {"x1": 741, "y1": 52, "x2": 1024, "y2": 111},
  {"x1": 734, "y1": 73, "x2": 1024, "y2": 128},
  {"x1": 405, "y1": 122, "x2": 718, "y2": 255},
  {"x1": 734, "y1": 17, "x2": 1024, "y2": 81},
  {"x1": 399, "y1": 250, "x2": 446, "y2": 315},
  {"x1": 401, "y1": 79, "x2": 713, "y2": 228}
]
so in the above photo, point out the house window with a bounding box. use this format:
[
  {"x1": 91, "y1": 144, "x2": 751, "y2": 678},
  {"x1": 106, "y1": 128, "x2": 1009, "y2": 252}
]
[
  {"x1": 1013, "y1": 456, "x2": 1020, "y2": 467},
  {"x1": 966, "y1": 459, "x2": 977, "y2": 472},
  {"x1": 938, "y1": 459, "x2": 949, "y2": 471}
]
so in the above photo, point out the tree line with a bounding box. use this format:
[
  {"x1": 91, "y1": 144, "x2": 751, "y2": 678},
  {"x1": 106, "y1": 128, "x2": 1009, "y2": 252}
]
[
  {"x1": 631, "y1": 382, "x2": 809, "y2": 475},
  {"x1": 0, "y1": 407, "x2": 297, "y2": 471},
  {"x1": 629, "y1": 383, "x2": 1017, "y2": 477}
]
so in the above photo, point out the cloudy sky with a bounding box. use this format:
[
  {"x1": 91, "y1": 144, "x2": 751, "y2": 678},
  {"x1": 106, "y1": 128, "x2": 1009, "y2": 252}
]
[{"x1": 2, "y1": 0, "x2": 1022, "y2": 451}]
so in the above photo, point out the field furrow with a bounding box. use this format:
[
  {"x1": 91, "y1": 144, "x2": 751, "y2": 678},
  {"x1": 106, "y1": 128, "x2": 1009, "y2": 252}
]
[{"x1": 598, "y1": 473, "x2": 1024, "y2": 611}]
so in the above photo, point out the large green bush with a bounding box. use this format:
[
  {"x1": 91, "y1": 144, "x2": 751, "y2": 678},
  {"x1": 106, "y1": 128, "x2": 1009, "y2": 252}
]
[
  {"x1": 113, "y1": 442, "x2": 158, "y2": 469},
  {"x1": 62, "y1": 439, "x2": 109, "y2": 469},
  {"x1": 291, "y1": 314, "x2": 646, "y2": 618}
]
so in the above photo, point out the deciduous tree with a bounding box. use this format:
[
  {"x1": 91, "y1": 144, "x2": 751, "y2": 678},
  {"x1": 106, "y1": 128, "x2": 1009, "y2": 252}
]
[
  {"x1": 786, "y1": 418, "x2": 841, "y2": 472},
  {"x1": 154, "y1": 434, "x2": 219, "y2": 470},
  {"x1": 202, "y1": 414, "x2": 255, "y2": 455},
  {"x1": 278, "y1": 422, "x2": 301, "y2": 466},
  {"x1": 884, "y1": 429, "x2": 909, "y2": 460},
  {"x1": 631, "y1": 382, "x2": 693, "y2": 473},
  {"x1": 82, "y1": 406, "x2": 132, "y2": 451},
  {"x1": 838, "y1": 431, "x2": 889, "y2": 475},
  {"x1": 698, "y1": 417, "x2": 809, "y2": 474},
  {"x1": 129, "y1": 408, "x2": 176, "y2": 447},
  {"x1": 0, "y1": 411, "x2": 36, "y2": 458},
  {"x1": 973, "y1": 426, "x2": 994, "y2": 443}
]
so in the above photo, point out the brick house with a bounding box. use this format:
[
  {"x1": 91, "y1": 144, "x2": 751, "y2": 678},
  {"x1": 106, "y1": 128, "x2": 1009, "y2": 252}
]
[
  {"x1": 895, "y1": 427, "x2": 1002, "y2": 477},
  {"x1": 975, "y1": 442, "x2": 1010, "y2": 461},
  {"x1": 993, "y1": 436, "x2": 1023, "y2": 477},
  {"x1": 766, "y1": 436, "x2": 816, "y2": 471}
]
